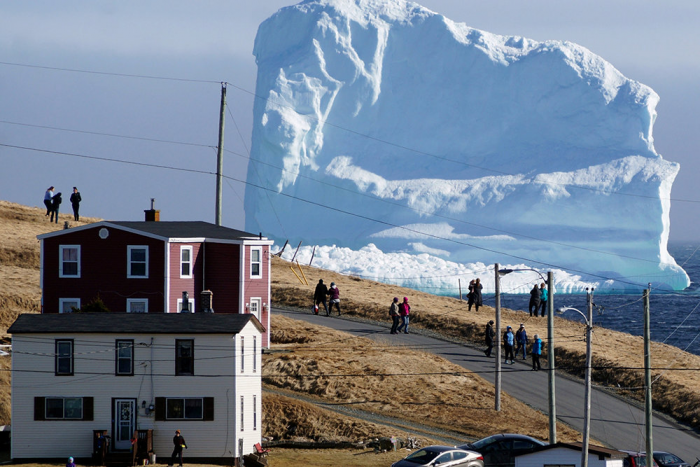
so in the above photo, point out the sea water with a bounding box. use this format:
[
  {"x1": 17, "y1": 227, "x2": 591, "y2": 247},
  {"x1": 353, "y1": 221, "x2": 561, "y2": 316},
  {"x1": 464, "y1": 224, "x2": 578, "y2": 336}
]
[{"x1": 487, "y1": 243, "x2": 700, "y2": 357}]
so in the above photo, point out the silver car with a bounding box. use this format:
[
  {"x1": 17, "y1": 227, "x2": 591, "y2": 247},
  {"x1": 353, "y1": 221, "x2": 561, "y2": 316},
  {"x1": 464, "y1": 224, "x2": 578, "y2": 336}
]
[{"x1": 392, "y1": 445, "x2": 485, "y2": 467}]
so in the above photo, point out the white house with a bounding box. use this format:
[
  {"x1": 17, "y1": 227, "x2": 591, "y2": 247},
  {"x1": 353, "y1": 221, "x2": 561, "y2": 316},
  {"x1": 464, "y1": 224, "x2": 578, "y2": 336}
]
[
  {"x1": 515, "y1": 442, "x2": 626, "y2": 467},
  {"x1": 9, "y1": 312, "x2": 264, "y2": 462}
]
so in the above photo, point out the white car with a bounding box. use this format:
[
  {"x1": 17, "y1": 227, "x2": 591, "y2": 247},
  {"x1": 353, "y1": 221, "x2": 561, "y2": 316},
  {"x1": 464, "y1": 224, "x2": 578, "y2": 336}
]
[{"x1": 392, "y1": 445, "x2": 485, "y2": 467}]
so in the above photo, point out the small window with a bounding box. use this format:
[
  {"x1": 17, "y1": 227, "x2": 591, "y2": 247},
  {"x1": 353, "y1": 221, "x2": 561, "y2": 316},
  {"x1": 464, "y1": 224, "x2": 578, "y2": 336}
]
[
  {"x1": 241, "y1": 336, "x2": 245, "y2": 373},
  {"x1": 253, "y1": 336, "x2": 257, "y2": 372},
  {"x1": 127, "y1": 246, "x2": 149, "y2": 278},
  {"x1": 453, "y1": 451, "x2": 467, "y2": 461},
  {"x1": 253, "y1": 395, "x2": 257, "y2": 431},
  {"x1": 59, "y1": 298, "x2": 80, "y2": 313},
  {"x1": 176, "y1": 339, "x2": 194, "y2": 376},
  {"x1": 177, "y1": 298, "x2": 195, "y2": 313},
  {"x1": 166, "y1": 398, "x2": 203, "y2": 420},
  {"x1": 240, "y1": 396, "x2": 244, "y2": 431},
  {"x1": 59, "y1": 245, "x2": 80, "y2": 278},
  {"x1": 249, "y1": 298, "x2": 261, "y2": 321},
  {"x1": 116, "y1": 340, "x2": 134, "y2": 376},
  {"x1": 127, "y1": 299, "x2": 148, "y2": 313},
  {"x1": 46, "y1": 397, "x2": 83, "y2": 419},
  {"x1": 180, "y1": 246, "x2": 193, "y2": 278},
  {"x1": 435, "y1": 453, "x2": 452, "y2": 464},
  {"x1": 55, "y1": 340, "x2": 73, "y2": 376},
  {"x1": 250, "y1": 247, "x2": 262, "y2": 278}
]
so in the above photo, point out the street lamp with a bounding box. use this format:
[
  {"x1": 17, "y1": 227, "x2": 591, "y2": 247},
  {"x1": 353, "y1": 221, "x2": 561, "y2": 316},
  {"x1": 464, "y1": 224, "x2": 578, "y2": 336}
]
[
  {"x1": 557, "y1": 287, "x2": 594, "y2": 467},
  {"x1": 497, "y1": 267, "x2": 556, "y2": 444}
]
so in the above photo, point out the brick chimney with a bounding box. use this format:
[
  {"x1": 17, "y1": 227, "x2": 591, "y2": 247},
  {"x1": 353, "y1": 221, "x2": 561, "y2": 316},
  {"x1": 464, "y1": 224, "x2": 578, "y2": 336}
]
[{"x1": 144, "y1": 198, "x2": 160, "y2": 222}]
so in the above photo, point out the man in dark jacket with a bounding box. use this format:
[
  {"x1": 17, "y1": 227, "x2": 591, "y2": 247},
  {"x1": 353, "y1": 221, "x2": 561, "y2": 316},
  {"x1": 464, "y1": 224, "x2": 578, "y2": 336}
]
[
  {"x1": 50, "y1": 192, "x2": 62, "y2": 224},
  {"x1": 313, "y1": 279, "x2": 328, "y2": 315},
  {"x1": 528, "y1": 284, "x2": 541, "y2": 316},
  {"x1": 70, "y1": 187, "x2": 82, "y2": 221},
  {"x1": 169, "y1": 429, "x2": 187, "y2": 467},
  {"x1": 484, "y1": 320, "x2": 495, "y2": 357}
]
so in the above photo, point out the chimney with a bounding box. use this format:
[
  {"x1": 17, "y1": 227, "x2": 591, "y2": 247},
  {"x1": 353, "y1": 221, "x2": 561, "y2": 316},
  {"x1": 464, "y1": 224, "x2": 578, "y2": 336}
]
[
  {"x1": 144, "y1": 198, "x2": 160, "y2": 222},
  {"x1": 200, "y1": 290, "x2": 214, "y2": 313}
]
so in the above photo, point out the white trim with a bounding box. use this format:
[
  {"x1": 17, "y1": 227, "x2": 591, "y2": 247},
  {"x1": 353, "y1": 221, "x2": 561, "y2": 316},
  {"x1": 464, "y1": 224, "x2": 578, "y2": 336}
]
[
  {"x1": 250, "y1": 246, "x2": 262, "y2": 279},
  {"x1": 165, "y1": 242, "x2": 170, "y2": 313},
  {"x1": 126, "y1": 298, "x2": 148, "y2": 313},
  {"x1": 180, "y1": 245, "x2": 193, "y2": 279},
  {"x1": 58, "y1": 245, "x2": 81, "y2": 278},
  {"x1": 177, "y1": 298, "x2": 195, "y2": 313},
  {"x1": 249, "y1": 297, "x2": 261, "y2": 322},
  {"x1": 267, "y1": 244, "x2": 272, "y2": 348},
  {"x1": 127, "y1": 245, "x2": 149, "y2": 279},
  {"x1": 59, "y1": 298, "x2": 81, "y2": 313}
]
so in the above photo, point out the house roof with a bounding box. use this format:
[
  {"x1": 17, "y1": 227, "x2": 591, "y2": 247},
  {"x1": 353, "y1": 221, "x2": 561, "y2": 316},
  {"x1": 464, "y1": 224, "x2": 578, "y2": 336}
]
[
  {"x1": 8, "y1": 312, "x2": 265, "y2": 335},
  {"x1": 37, "y1": 220, "x2": 274, "y2": 244},
  {"x1": 519, "y1": 442, "x2": 626, "y2": 459}
]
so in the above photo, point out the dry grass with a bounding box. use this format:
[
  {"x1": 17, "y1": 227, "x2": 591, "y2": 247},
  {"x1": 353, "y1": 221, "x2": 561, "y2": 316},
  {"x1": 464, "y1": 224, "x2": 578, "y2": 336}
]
[{"x1": 265, "y1": 315, "x2": 581, "y2": 443}]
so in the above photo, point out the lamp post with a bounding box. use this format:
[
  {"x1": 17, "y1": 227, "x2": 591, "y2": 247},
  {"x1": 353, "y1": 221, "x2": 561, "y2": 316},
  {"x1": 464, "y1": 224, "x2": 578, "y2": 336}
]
[
  {"x1": 497, "y1": 267, "x2": 556, "y2": 444},
  {"x1": 557, "y1": 287, "x2": 594, "y2": 467}
]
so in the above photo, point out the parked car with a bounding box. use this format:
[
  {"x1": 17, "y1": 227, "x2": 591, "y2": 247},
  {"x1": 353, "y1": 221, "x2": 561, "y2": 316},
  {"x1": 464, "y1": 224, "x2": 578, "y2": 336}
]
[
  {"x1": 621, "y1": 451, "x2": 659, "y2": 467},
  {"x1": 652, "y1": 452, "x2": 691, "y2": 467},
  {"x1": 391, "y1": 445, "x2": 485, "y2": 467},
  {"x1": 457, "y1": 434, "x2": 545, "y2": 467}
]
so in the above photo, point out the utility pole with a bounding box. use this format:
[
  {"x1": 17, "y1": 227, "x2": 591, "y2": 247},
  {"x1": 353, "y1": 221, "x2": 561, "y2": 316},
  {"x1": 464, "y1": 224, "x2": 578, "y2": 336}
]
[
  {"x1": 547, "y1": 271, "x2": 556, "y2": 444},
  {"x1": 581, "y1": 288, "x2": 594, "y2": 467},
  {"x1": 215, "y1": 82, "x2": 227, "y2": 226},
  {"x1": 494, "y1": 263, "x2": 502, "y2": 411},
  {"x1": 644, "y1": 286, "x2": 653, "y2": 462}
]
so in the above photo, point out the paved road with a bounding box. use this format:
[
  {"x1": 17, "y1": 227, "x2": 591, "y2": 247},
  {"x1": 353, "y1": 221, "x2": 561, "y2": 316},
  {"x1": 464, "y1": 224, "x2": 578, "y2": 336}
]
[{"x1": 275, "y1": 307, "x2": 700, "y2": 461}]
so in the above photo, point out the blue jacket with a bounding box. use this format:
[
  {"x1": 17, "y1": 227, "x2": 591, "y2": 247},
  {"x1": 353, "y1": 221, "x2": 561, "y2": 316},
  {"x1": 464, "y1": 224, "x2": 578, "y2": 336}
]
[
  {"x1": 540, "y1": 288, "x2": 548, "y2": 302},
  {"x1": 517, "y1": 329, "x2": 528, "y2": 344},
  {"x1": 533, "y1": 338, "x2": 543, "y2": 355},
  {"x1": 505, "y1": 331, "x2": 514, "y2": 346}
]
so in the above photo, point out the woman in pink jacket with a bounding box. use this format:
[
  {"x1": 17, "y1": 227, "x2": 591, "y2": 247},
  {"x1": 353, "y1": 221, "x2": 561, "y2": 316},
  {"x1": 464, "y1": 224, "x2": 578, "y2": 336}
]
[{"x1": 397, "y1": 297, "x2": 411, "y2": 334}]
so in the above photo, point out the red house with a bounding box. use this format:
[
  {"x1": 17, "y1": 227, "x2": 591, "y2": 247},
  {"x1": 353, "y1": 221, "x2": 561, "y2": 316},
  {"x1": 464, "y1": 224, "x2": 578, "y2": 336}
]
[{"x1": 37, "y1": 219, "x2": 273, "y2": 347}]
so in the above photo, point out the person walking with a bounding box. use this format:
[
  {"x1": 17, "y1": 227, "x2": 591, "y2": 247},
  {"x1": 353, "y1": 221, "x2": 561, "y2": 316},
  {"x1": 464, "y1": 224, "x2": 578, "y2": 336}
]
[
  {"x1": 397, "y1": 297, "x2": 411, "y2": 334},
  {"x1": 516, "y1": 323, "x2": 528, "y2": 359},
  {"x1": 538, "y1": 282, "x2": 548, "y2": 317},
  {"x1": 50, "y1": 192, "x2": 62, "y2": 224},
  {"x1": 328, "y1": 282, "x2": 341, "y2": 315},
  {"x1": 70, "y1": 187, "x2": 82, "y2": 221},
  {"x1": 44, "y1": 186, "x2": 54, "y2": 216},
  {"x1": 484, "y1": 320, "x2": 495, "y2": 357},
  {"x1": 532, "y1": 334, "x2": 543, "y2": 371},
  {"x1": 471, "y1": 278, "x2": 483, "y2": 312},
  {"x1": 169, "y1": 429, "x2": 187, "y2": 467},
  {"x1": 389, "y1": 297, "x2": 400, "y2": 334},
  {"x1": 504, "y1": 325, "x2": 515, "y2": 364},
  {"x1": 313, "y1": 279, "x2": 329, "y2": 315},
  {"x1": 528, "y1": 284, "x2": 541, "y2": 316}
]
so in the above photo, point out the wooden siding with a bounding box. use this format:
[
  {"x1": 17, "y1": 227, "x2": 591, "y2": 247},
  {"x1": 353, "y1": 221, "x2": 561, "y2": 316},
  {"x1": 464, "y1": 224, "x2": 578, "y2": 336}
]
[
  {"x1": 168, "y1": 243, "x2": 203, "y2": 313},
  {"x1": 203, "y1": 243, "x2": 241, "y2": 313},
  {"x1": 42, "y1": 226, "x2": 165, "y2": 313},
  {"x1": 242, "y1": 244, "x2": 271, "y2": 347},
  {"x1": 515, "y1": 449, "x2": 624, "y2": 467},
  {"x1": 11, "y1": 322, "x2": 262, "y2": 460}
]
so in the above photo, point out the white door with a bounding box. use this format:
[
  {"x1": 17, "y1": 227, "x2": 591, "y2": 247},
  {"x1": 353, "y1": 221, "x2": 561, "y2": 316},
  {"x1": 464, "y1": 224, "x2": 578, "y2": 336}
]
[
  {"x1": 250, "y1": 298, "x2": 261, "y2": 321},
  {"x1": 114, "y1": 399, "x2": 136, "y2": 450}
]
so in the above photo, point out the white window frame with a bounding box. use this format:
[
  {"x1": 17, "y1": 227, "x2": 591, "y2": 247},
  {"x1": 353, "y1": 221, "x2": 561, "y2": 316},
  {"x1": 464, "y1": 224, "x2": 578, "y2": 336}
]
[
  {"x1": 240, "y1": 396, "x2": 244, "y2": 431},
  {"x1": 127, "y1": 245, "x2": 149, "y2": 279},
  {"x1": 241, "y1": 336, "x2": 245, "y2": 373},
  {"x1": 126, "y1": 298, "x2": 148, "y2": 313},
  {"x1": 59, "y1": 245, "x2": 81, "y2": 278},
  {"x1": 253, "y1": 395, "x2": 257, "y2": 431},
  {"x1": 180, "y1": 246, "x2": 193, "y2": 278},
  {"x1": 59, "y1": 298, "x2": 80, "y2": 313},
  {"x1": 253, "y1": 336, "x2": 257, "y2": 373},
  {"x1": 177, "y1": 298, "x2": 195, "y2": 313},
  {"x1": 250, "y1": 246, "x2": 262, "y2": 279},
  {"x1": 249, "y1": 297, "x2": 261, "y2": 321}
]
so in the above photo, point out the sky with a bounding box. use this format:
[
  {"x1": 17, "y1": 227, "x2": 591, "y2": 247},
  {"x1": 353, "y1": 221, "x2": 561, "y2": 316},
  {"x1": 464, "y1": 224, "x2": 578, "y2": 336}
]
[{"x1": 1, "y1": 0, "x2": 699, "y2": 242}]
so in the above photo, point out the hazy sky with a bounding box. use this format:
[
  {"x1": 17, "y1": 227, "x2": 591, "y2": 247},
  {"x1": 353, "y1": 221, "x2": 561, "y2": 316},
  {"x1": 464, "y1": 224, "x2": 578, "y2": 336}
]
[{"x1": 1, "y1": 0, "x2": 699, "y2": 241}]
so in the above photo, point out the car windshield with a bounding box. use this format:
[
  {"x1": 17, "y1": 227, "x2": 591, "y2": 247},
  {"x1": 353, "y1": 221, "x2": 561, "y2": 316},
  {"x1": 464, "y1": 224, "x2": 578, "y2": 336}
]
[{"x1": 405, "y1": 449, "x2": 441, "y2": 463}]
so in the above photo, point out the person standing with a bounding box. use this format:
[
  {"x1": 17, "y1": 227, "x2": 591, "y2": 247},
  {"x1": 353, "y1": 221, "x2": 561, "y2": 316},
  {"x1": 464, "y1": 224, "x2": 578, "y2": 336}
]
[
  {"x1": 328, "y1": 282, "x2": 341, "y2": 315},
  {"x1": 528, "y1": 284, "x2": 541, "y2": 317},
  {"x1": 532, "y1": 334, "x2": 543, "y2": 371},
  {"x1": 516, "y1": 323, "x2": 528, "y2": 359},
  {"x1": 397, "y1": 297, "x2": 411, "y2": 334},
  {"x1": 538, "y1": 282, "x2": 548, "y2": 317},
  {"x1": 314, "y1": 279, "x2": 329, "y2": 315},
  {"x1": 504, "y1": 325, "x2": 515, "y2": 364},
  {"x1": 484, "y1": 320, "x2": 495, "y2": 357},
  {"x1": 471, "y1": 278, "x2": 483, "y2": 312},
  {"x1": 467, "y1": 279, "x2": 476, "y2": 311},
  {"x1": 389, "y1": 297, "x2": 400, "y2": 334},
  {"x1": 169, "y1": 429, "x2": 187, "y2": 467},
  {"x1": 50, "y1": 192, "x2": 62, "y2": 224},
  {"x1": 44, "y1": 186, "x2": 54, "y2": 216},
  {"x1": 70, "y1": 187, "x2": 82, "y2": 221}
]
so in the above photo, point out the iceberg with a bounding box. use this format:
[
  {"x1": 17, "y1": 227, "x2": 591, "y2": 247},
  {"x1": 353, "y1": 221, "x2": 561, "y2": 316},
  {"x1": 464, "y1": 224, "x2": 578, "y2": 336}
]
[{"x1": 246, "y1": 0, "x2": 690, "y2": 292}]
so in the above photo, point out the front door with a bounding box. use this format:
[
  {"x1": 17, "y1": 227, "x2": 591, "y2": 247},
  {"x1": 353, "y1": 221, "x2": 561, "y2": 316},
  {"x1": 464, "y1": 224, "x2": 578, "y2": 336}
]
[
  {"x1": 113, "y1": 399, "x2": 136, "y2": 451},
  {"x1": 250, "y1": 298, "x2": 261, "y2": 321}
]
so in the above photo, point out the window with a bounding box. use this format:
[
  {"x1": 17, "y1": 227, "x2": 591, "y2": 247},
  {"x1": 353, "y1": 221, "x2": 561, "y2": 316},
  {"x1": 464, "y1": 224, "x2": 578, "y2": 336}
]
[
  {"x1": 59, "y1": 245, "x2": 80, "y2": 278},
  {"x1": 175, "y1": 339, "x2": 194, "y2": 375},
  {"x1": 250, "y1": 247, "x2": 262, "y2": 278},
  {"x1": 253, "y1": 395, "x2": 257, "y2": 431},
  {"x1": 127, "y1": 299, "x2": 148, "y2": 313},
  {"x1": 253, "y1": 336, "x2": 257, "y2": 372},
  {"x1": 177, "y1": 298, "x2": 195, "y2": 313},
  {"x1": 59, "y1": 298, "x2": 80, "y2": 313},
  {"x1": 180, "y1": 246, "x2": 193, "y2": 278},
  {"x1": 55, "y1": 340, "x2": 73, "y2": 375},
  {"x1": 249, "y1": 298, "x2": 261, "y2": 321},
  {"x1": 154, "y1": 397, "x2": 213, "y2": 421},
  {"x1": 241, "y1": 336, "x2": 245, "y2": 373},
  {"x1": 34, "y1": 397, "x2": 93, "y2": 421},
  {"x1": 240, "y1": 396, "x2": 244, "y2": 430},
  {"x1": 453, "y1": 452, "x2": 468, "y2": 461},
  {"x1": 116, "y1": 340, "x2": 134, "y2": 375},
  {"x1": 127, "y1": 246, "x2": 148, "y2": 278},
  {"x1": 435, "y1": 453, "x2": 452, "y2": 464}
]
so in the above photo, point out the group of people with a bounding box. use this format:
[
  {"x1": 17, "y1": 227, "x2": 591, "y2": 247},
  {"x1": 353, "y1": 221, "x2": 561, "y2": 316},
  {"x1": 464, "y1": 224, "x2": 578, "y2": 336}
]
[
  {"x1": 389, "y1": 296, "x2": 411, "y2": 334},
  {"x1": 44, "y1": 186, "x2": 82, "y2": 223},
  {"x1": 485, "y1": 321, "x2": 543, "y2": 371},
  {"x1": 313, "y1": 279, "x2": 341, "y2": 316},
  {"x1": 467, "y1": 278, "x2": 483, "y2": 311},
  {"x1": 528, "y1": 282, "x2": 548, "y2": 317}
]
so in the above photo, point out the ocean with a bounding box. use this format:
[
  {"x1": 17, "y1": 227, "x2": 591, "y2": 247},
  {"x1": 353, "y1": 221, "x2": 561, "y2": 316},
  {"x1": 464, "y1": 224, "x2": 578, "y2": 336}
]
[{"x1": 489, "y1": 243, "x2": 700, "y2": 357}]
